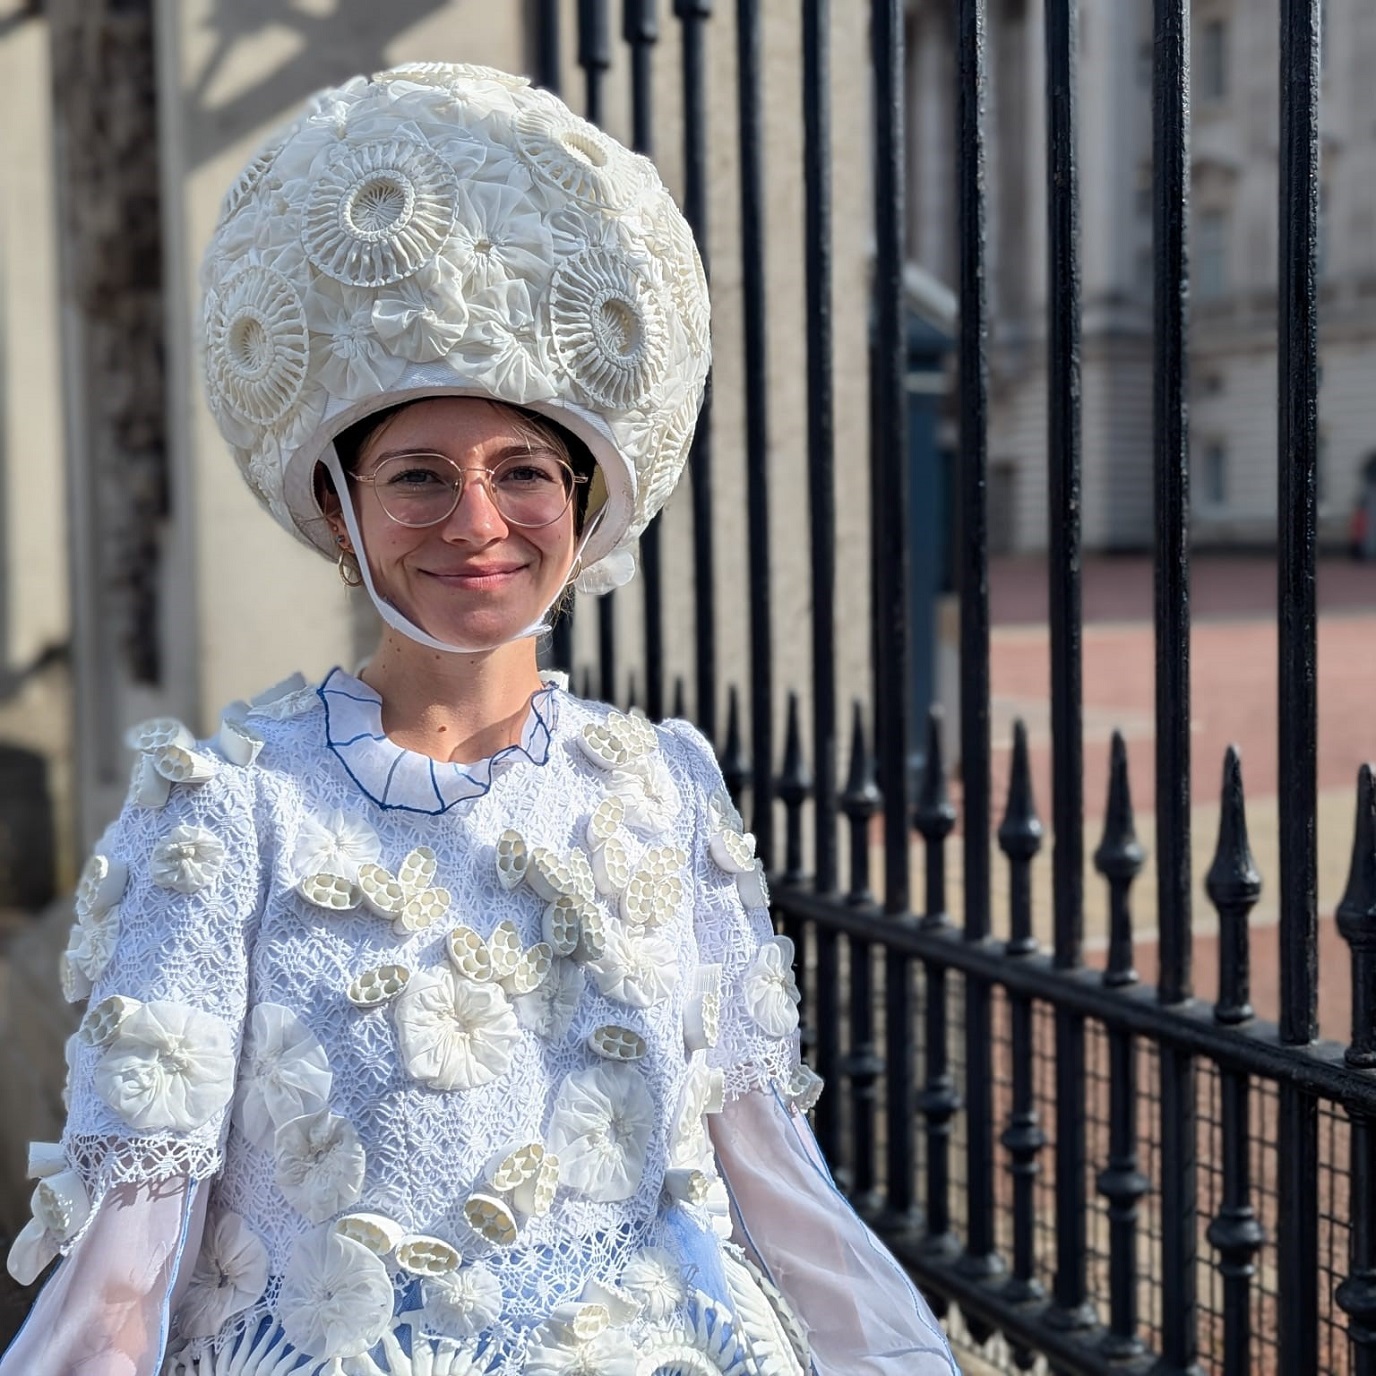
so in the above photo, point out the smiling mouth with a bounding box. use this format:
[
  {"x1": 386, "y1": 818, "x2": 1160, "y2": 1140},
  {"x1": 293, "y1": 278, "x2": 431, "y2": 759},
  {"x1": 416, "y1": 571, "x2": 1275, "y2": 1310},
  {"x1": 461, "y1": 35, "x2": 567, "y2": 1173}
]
[{"x1": 422, "y1": 566, "x2": 525, "y2": 580}]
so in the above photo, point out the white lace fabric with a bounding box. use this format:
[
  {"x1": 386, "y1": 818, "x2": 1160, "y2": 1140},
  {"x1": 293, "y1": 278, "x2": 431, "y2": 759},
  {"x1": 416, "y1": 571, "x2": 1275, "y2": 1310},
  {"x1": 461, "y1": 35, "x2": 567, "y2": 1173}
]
[{"x1": 10, "y1": 673, "x2": 880, "y2": 1375}]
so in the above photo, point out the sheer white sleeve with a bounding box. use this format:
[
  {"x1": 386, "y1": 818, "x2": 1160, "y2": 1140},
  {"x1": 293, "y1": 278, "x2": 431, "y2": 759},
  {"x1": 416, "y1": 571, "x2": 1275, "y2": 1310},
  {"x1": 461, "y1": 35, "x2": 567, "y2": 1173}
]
[
  {"x1": 710, "y1": 1088, "x2": 961, "y2": 1375},
  {"x1": 0, "y1": 1176, "x2": 207, "y2": 1376}
]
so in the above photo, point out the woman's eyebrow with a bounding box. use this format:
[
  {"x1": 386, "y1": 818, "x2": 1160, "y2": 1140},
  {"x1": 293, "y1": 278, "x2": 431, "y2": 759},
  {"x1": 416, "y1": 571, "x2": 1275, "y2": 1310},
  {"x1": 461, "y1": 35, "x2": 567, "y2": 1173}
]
[{"x1": 366, "y1": 443, "x2": 558, "y2": 464}]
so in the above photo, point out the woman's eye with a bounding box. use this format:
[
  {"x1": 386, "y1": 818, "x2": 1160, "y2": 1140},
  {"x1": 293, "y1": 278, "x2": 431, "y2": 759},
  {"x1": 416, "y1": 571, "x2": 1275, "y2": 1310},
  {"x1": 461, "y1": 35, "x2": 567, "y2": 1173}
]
[
  {"x1": 498, "y1": 464, "x2": 560, "y2": 486},
  {"x1": 385, "y1": 466, "x2": 448, "y2": 487}
]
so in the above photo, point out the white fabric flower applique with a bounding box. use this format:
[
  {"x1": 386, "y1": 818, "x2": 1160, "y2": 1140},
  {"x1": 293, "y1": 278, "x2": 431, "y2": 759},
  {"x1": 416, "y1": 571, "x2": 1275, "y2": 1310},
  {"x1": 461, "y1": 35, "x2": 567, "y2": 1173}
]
[
  {"x1": 306, "y1": 276, "x2": 410, "y2": 401},
  {"x1": 588, "y1": 923, "x2": 681, "y2": 1010},
  {"x1": 669, "y1": 1054, "x2": 727, "y2": 1171},
  {"x1": 149, "y1": 825, "x2": 228, "y2": 894},
  {"x1": 546, "y1": 1063, "x2": 655, "y2": 1203},
  {"x1": 605, "y1": 751, "x2": 681, "y2": 837},
  {"x1": 176, "y1": 1209, "x2": 270, "y2": 1339},
  {"x1": 453, "y1": 276, "x2": 558, "y2": 406},
  {"x1": 276, "y1": 1226, "x2": 396, "y2": 1360},
  {"x1": 742, "y1": 937, "x2": 802, "y2": 1039},
  {"x1": 234, "y1": 1002, "x2": 333, "y2": 1148},
  {"x1": 293, "y1": 807, "x2": 382, "y2": 884},
  {"x1": 514, "y1": 958, "x2": 586, "y2": 1043},
  {"x1": 94, "y1": 999, "x2": 236, "y2": 1131},
  {"x1": 59, "y1": 852, "x2": 126, "y2": 1002},
  {"x1": 393, "y1": 966, "x2": 521, "y2": 1091},
  {"x1": 273, "y1": 1107, "x2": 367, "y2": 1223},
  {"x1": 523, "y1": 1314, "x2": 638, "y2": 1376},
  {"x1": 371, "y1": 256, "x2": 471, "y2": 364},
  {"x1": 442, "y1": 178, "x2": 555, "y2": 291},
  {"x1": 356, "y1": 845, "x2": 455, "y2": 936},
  {"x1": 619, "y1": 1246, "x2": 687, "y2": 1323},
  {"x1": 421, "y1": 1259, "x2": 504, "y2": 1339}
]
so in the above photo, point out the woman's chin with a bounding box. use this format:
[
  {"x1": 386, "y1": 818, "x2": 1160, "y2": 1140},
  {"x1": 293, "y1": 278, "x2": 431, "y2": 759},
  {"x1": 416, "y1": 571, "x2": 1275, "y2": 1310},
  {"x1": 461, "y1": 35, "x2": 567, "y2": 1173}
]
[{"x1": 396, "y1": 600, "x2": 545, "y2": 652}]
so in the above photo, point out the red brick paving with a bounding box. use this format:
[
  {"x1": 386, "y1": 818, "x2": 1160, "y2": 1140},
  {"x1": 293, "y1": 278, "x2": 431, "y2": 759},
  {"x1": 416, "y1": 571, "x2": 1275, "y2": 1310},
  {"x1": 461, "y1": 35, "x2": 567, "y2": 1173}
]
[{"x1": 981, "y1": 552, "x2": 1376, "y2": 1040}]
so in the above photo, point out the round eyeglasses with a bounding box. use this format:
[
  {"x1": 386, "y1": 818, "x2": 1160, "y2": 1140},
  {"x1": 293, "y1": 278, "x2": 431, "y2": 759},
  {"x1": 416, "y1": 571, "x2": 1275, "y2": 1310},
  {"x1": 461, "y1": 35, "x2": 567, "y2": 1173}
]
[{"x1": 350, "y1": 450, "x2": 588, "y2": 530}]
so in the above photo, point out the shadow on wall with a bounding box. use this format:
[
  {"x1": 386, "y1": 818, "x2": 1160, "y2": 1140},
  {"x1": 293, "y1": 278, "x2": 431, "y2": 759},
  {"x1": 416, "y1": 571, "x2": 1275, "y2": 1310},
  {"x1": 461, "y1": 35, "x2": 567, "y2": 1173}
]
[{"x1": 184, "y1": 0, "x2": 464, "y2": 167}]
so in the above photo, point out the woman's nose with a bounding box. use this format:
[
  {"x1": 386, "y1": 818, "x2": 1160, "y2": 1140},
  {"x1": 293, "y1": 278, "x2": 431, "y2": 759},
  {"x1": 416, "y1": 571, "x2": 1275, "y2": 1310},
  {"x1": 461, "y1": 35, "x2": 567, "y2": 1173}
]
[{"x1": 441, "y1": 473, "x2": 509, "y2": 541}]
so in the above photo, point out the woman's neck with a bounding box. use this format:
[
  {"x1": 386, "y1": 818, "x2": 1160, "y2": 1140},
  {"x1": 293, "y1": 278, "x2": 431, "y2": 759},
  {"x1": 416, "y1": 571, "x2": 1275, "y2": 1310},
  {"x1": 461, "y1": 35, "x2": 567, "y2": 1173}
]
[{"x1": 358, "y1": 628, "x2": 547, "y2": 765}]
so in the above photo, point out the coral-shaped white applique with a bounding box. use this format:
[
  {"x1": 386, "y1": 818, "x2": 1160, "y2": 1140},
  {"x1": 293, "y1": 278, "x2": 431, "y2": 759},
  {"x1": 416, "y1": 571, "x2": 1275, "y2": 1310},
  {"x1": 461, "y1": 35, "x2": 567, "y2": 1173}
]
[
  {"x1": 203, "y1": 266, "x2": 312, "y2": 429},
  {"x1": 547, "y1": 246, "x2": 668, "y2": 412},
  {"x1": 301, "y1": 135, "x2": 459, "y2": 288}
]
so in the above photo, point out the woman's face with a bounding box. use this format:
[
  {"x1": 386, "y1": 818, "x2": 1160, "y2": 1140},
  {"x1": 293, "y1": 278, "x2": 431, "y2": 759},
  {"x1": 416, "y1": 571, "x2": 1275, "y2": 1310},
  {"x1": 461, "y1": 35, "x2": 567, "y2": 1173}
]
[{"x1": 339, "y1": 397, "x2": 579, "y2": 651}]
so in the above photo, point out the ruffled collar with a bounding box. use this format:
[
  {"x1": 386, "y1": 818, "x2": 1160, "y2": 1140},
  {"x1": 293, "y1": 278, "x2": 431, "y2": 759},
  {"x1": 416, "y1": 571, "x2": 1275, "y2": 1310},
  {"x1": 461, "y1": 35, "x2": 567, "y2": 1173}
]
[{"x1": 318, "y1": 667, "x2": 559, "y2": 814}]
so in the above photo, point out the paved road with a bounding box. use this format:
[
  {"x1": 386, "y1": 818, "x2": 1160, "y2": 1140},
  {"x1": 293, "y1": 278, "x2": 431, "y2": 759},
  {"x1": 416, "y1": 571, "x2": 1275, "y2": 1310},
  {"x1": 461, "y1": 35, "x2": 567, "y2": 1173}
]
[{"x1": 967, "y1": 552, "x2": 1376, "y2": 1041}]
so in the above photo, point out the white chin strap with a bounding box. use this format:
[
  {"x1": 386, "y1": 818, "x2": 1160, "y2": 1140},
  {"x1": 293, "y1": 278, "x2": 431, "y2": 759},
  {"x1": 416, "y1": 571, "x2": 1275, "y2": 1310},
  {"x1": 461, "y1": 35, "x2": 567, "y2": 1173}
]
[{"x1": 322, "y1": 449, "x2": 603, "y2": 656}]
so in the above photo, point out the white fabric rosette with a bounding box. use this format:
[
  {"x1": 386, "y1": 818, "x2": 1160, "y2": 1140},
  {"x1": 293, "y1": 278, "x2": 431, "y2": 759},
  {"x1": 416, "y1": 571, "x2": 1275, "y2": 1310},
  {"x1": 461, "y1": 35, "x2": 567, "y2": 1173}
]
[
  {"x1": 546, "y1": 1063, "x2": 655, "y2": 1202},
  {"x1": 176, "y1": 1210, "x2": 270, "y2": 1339},
  {"x1": 234, "y1": 1002, "x2": 333, "y2": 1148},
  {"x1": 393, "y1": 967, "x2": 521, "y2": 1091},
  {"x1": 276, "y1": 1227, "x2": 395, "y2": 1359},
  {"x1": 742, "y1": 937, "x2": 802, "y2": 1039},
  {"x1": 93, "y1": 1000, "x2": 236, "y2": 1132}
]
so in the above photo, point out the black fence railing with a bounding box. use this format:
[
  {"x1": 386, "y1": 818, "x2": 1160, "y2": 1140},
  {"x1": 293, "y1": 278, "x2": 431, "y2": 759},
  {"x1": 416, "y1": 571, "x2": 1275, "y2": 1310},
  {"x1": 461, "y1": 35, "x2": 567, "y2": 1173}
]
[{"x1": 532, "y1": 2, "x2": 1375, "y2": 1373}]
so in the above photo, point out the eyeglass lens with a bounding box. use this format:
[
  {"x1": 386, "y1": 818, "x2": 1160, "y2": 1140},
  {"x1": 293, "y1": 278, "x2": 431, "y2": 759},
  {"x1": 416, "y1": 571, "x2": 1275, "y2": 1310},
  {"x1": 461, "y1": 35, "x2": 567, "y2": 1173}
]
[{"x1": 368, "y1": 452, "x2": 575, "y2": 528}]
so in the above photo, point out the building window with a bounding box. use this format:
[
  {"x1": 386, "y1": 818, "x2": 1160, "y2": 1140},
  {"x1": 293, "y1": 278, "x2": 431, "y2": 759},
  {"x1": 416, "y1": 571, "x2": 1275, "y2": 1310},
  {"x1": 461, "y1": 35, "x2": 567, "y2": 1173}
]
[
  {"x1": 1202, "y1": 441, "x2": 1228, "y2": 508},
  {"x1": 1197, "y1": 209, "x2": 1229, "y2": 300},
  {"x1": 1198, "y1": 19, "x2": 1228, "y2": 103}
]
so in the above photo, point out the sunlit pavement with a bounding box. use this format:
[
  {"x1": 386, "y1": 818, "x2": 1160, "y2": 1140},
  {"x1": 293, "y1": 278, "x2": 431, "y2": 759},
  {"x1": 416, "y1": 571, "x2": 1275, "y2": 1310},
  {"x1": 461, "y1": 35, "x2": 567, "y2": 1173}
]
[{"x1": 925, "y1": 553, "x2": 1376, "y2": 1042}]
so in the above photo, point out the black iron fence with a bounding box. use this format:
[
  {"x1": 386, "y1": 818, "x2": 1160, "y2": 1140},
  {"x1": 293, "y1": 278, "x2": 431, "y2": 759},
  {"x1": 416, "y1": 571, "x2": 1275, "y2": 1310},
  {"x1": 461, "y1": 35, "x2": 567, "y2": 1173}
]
[{"x1": 533, "y1": 2, "x2": 1376, "y2": 1372}]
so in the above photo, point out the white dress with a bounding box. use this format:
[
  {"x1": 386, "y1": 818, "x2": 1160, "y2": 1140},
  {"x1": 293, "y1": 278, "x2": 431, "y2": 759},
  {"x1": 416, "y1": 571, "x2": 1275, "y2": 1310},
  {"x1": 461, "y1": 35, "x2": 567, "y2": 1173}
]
[{"x1": 1, "y1": 670, "x2": 959, "y2": 1376}]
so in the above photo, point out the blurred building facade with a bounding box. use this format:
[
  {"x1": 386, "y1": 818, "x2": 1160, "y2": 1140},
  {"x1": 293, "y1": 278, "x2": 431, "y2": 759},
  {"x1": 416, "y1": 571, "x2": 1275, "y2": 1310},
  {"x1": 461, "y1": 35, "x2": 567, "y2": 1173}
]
[{"x1": 906, "y1": 0, "x2": 1376, "y2": 554}]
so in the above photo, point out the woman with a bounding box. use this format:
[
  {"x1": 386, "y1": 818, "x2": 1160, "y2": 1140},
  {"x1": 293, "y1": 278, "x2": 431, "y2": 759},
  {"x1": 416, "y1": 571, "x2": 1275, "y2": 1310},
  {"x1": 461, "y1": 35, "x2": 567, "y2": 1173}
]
[{"x1": 2, "y1": 64, "x2": 959, "y2": 1375}]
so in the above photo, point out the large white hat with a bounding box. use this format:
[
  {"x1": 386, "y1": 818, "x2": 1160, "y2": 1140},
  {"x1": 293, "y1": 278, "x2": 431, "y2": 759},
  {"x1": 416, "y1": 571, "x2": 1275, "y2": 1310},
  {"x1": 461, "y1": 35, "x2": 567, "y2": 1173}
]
[{"x1": 199, "y1": 63, "x2": 710, "y2": 598}]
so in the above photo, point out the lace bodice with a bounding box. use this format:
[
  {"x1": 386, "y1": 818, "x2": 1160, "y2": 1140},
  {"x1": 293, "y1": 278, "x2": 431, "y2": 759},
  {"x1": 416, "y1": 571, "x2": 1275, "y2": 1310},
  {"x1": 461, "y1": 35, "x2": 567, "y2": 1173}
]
[{"x1": 37, "y1": 671, "x2": 811, "y2": 1374}]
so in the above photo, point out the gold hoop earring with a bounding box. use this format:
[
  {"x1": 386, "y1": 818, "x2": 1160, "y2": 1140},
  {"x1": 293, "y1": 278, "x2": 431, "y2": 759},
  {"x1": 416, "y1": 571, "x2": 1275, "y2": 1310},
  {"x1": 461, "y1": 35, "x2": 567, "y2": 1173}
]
[{"x1": 337, "y1": 550, "x2": 363, "y2": 588}]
